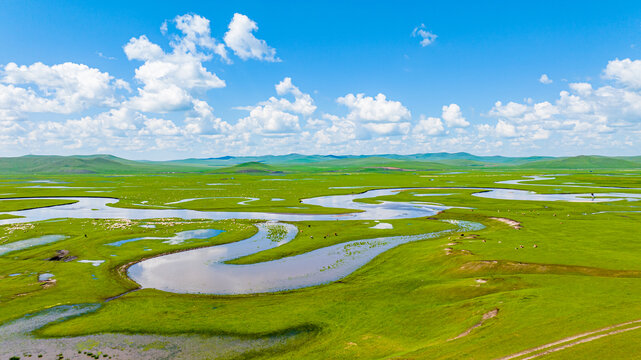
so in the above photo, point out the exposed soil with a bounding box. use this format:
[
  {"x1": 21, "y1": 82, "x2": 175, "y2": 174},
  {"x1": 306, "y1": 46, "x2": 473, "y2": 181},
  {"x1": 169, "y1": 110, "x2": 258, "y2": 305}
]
[
  {"x1": 489, "y1": 217, "x2": 522, "y2": 229},
  {"x1": 457, "y1": 260, "x2": 641, "y2": 278},
  {"x1": 449, "y1": 308, "x2": 499, "y2": 341}
]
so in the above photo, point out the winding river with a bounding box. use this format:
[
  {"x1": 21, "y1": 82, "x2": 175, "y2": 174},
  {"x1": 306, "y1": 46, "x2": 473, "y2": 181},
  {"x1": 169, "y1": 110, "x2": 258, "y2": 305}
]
[
  {"x1": 2, "y1": 178, "x2": 641, "y2": 295},
  {"x1": 128, "y1": 220, "x2": 482, "y2": 294},
  {"x1": 2, "y1": 175, "x2": 641, "y2": 355}
]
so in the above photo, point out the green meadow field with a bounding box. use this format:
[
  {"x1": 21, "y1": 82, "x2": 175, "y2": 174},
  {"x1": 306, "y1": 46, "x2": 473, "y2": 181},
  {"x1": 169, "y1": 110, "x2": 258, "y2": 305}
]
[{"x1": 1, "y1": 154, "x2": 641, "y2": 359}]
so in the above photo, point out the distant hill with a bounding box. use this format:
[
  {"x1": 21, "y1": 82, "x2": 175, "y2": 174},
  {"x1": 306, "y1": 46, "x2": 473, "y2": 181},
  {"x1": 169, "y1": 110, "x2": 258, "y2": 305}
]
[
  {"x1": 169, "y1": 154, "x2": 348, "y2": 167},
  {"x1": 0, "y1": 153, "x2": 639, "y2": 174},
  {"x1": 0, "y1": 155, "x2": 193, "y2": 174},
  {"x1": 382, "y1": 152, "x2": 552, "y2": 165},
  {"x1": 296, "y1": 157, "x2": 451, "y2": 171},
  {"x1": 168, "y1": 152, "x2": 556, "y2": 167},
  {"x1": 212, "y1": 161, "x2": 277, "y2": 174},
  {"x1": 518, "y1": 155, "x2": 641, "y2": 169}
]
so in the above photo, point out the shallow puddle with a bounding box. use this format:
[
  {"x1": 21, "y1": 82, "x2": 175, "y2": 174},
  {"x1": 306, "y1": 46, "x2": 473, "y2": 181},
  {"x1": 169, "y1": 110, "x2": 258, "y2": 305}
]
[
  {"x1": 77, "y1": 260, "x2": 105, "y2": 266},
  {"x1": 0, "y1": 235, "x2": 68, "y2": 256},
  {"x1": 106, "y1": 229, "x2": 224, "y2": 246},
  {"x1": 37, "y1": 273, "x2": 54, "y2": 281}
]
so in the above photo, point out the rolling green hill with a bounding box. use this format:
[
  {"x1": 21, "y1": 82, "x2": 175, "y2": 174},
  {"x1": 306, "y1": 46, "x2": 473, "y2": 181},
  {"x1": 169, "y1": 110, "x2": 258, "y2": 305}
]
[
  {"x1": 0, "y1": 155, "x2": 193, "y2": 174},
  {"x1": 212, "y1": 161, "x2": 278, "y2": 173},
  {"x1": 519, "y1": 155, "x2": 641, "y2": 169},
  {"x1": 0, "y1": 153, "x2": 640, "y2": 174},
  {"x1": 295, "y1": 157, "x2": 451, "y2": 171}
]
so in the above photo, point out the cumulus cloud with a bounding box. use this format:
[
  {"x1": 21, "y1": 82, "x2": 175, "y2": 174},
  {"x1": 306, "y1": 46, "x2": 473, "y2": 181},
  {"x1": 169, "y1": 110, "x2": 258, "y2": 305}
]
[
  {"x1": 412, "y1": 24, "x2": 438, "y2": 47},
  {"x1": 270, "y1": 77, "x2": 316, "y2": 115},
  {"x1": 413, "y1": 116, "x2": 444, "y2": 135},
  {"x1": 5, "y1": 19, "x2": 641, "y2": 159},
  {"x1": 337, "y1": 93, "x2": 410, "y2": 122},
  {"x1": 239, "y1": 106, "x2": 300, "y2": 134},
  {"x1": 441, "y1": 103, "x2": 469, "y2": 127},
  {"x1": 236, "y1": 77, "x2": 314, "y2": 134},
  {"x1": 362, "y1": 122, "x2": 410, "y2": 137},
  {"x1": 224, "y1": 13, "x2": 279, "y2": 62},
  {"x1": 539, "y1": 74, "x2": 553, "y2": 84},
  {"x1": 123, "y1": 35, "x2": 164, "y2": 61},
  {"x1": 140, "y1": 117, "x2": 181, "y2": 136},
  {"x1": 1, "y1": 62, "x2": 126, "y2": 115},
  {"x1": 174, "y1": 14, "x2": 229, "y2": 62},
  {"x1": 603, "y1": 58, "x2": 641, "y2": 88},
  {"x1": 479, "y1": 60, "x2": 641, "y2": 148},
  {"x1": 0, "y1": 12, "x2": 284, "y2": 156},
  {"x1": 317, "y1": 93, "x2": 413, "y2": 142},
  {"x1": 495, "y1": 119, "x2": 518, "y2": 137},
  {"x1": 184, "y1": 99, "x2": 231, "y2": 135},
  {"x1": 25, "y1": 107, "x2": 141, "y2": 151},
  {"x1": 313, "y1": 115, "x2": 356, "y2": 145},
  {"x1": 124, "y1": 17, "x2": 226, "y2": 113}
]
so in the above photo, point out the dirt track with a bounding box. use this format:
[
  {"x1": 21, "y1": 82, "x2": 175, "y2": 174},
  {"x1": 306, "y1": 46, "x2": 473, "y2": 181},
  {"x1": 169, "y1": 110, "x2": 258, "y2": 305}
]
[{"x1": 497, "y1": 318, "x2": 641, "y2": 359}]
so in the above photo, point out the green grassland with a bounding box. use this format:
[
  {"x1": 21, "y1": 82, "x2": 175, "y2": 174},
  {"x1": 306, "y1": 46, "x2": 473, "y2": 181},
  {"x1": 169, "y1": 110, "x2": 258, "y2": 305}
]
[{"x1": 0, "y1": 161, "x2": 641, "y2": 359}]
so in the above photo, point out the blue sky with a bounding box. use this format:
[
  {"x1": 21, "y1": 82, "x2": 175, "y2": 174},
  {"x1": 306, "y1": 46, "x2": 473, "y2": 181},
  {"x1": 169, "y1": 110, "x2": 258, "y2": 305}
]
[{"x1": 1, "y1": 1, "x2": 641, "y2": 159}]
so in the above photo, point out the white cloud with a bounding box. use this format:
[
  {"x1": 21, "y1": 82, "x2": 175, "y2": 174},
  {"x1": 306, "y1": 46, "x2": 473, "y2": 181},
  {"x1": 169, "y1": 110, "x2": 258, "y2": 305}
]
[
  {"x1": 124, "y1": 35, "x2": 164, "y2": 61},
  {"x1": 441, "y1": 103, "x2": 469, "y2": 127},
  {"x1": 362, "y1": 122, "x2": 410, "y2": 136},
  {"x1": 269, "y1": 77, "x2": 316, "y2": 115},
  {"x1": 1, "y1": 62, "x2": 125, "y2": 114},
  {"x1": 314, "y1": 117, "x2": 356, "y2": 145},
  {"x1": 5, "y1": 27, "x2": 641, "y2": 159},
  {"x1": 184, "y1": 99, "x2": 231, "y2": 135},
  {"x1": 568, "y1": 82, "x2": 592, "y2": 96},
  {"x1": 413, "y1": 116, "x2": 445, "y2": 136},
  {"x1": 539, "y1": 74, "x2": 553, "y2": 84},
  {"x1": 603, "y1": 58, "x2": 641, "y2": 88},
  {"x1": 24, "y1": 107, "x2": 141, "y2": 151},
  {"x1": 173, "y1": 14, "x2": 229, "y2": 63},
  {"x1": 0, "y1": 84, "x2": 58, "y2": 115},
  {"x1": 236, "y1": 77, "x2": 313, "y2": 134},
  {"x1": 276, "y1": 77, "x2": 302, "y2": 97},
  {"x1": 480, "y1": 59, "x2": 641, "y2": 150},
  {"x1": 337, "y1": 93, "x2": 410, "y2": 123},
  {"x1": 97, "y1": 52, "x2": 116, "y2": 61},
  {"x1": 128, "y1": 84, "x2": 193, "y2": 113},
  {"x1": 412, "y1": 24, "x2": 438, "y2": 47},
  {"x1": 495, "y1": 119, "x2": 518, "y2": 137},
  {"x1": 140, "y1": 117, "x2": 181, "y2": 136},
  {"x1": 123, "y1": 16, "x2": 226, "y2": 113},
  {"x1": 316, "y1": 93, "x2": 414, "y2": 142},
  {"x1": 224, "y1": 13, "x2": 279, "y2": 62},
  {"x1": 238, "y1": 106, "x2": 300, "y2": 134},
  {"x1": 490, "y1": 101, "x2": 528, "y2": 119}
]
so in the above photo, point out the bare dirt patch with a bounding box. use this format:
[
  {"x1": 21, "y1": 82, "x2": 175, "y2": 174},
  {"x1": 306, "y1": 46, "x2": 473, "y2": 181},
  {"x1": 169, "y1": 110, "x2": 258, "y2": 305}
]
[
  {"x1": 457, "y1": 260, "x2": 641, "y2": 278},
  {"x1": 489, "y1": 217, "x2": 522, "y2": 229},
  {"x1": 449, "y1": 308, "x2": 499, "y2": 341}
]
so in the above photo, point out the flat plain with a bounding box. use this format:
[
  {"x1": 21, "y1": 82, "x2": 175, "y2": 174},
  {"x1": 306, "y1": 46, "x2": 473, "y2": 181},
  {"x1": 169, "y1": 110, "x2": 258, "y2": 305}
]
[{"x1": 1, "y1": 156, "x2": 641, "y2": 359}]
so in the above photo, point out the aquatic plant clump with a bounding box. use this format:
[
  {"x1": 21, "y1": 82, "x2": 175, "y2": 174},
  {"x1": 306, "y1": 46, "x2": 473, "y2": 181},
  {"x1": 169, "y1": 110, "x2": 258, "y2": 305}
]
[{"x1": 266, "y1": 224, "x2": 288, "y2": 242}]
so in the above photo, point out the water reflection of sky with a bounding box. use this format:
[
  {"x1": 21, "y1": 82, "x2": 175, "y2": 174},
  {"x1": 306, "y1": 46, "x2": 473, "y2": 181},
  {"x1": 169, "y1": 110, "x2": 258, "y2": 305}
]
[
  {"x1": 128, "y1": 221, "x2": 483, "y2": 294},
  {"x1": 107, "y1": 229, "x2": 224, "y2": 246},
  {"x1": 0, "y1": 235, "x2": 67, "y2": 256}
]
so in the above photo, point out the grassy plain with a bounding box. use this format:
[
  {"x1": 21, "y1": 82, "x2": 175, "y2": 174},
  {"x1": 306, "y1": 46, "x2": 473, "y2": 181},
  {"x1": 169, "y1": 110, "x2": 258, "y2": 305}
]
[{"x1": 0, "y1": 166, "x2": 641, "y2": 359}]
